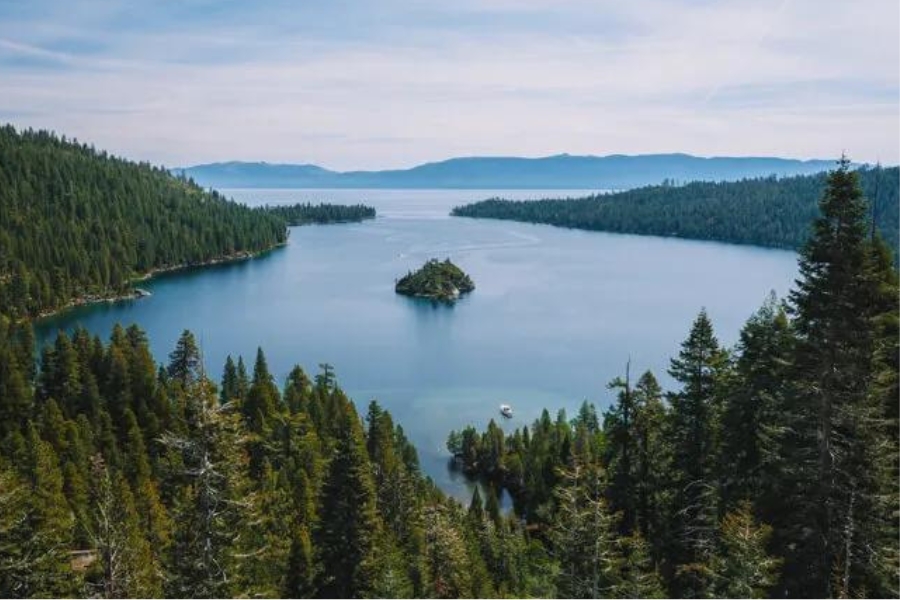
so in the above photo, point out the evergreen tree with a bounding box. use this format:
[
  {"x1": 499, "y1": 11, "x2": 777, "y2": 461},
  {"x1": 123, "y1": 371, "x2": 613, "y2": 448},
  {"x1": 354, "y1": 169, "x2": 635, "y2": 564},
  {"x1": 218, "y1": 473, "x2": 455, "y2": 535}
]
[
  {"x1": 365, "y1": 401, "x2": 405, "y2": 532},
  {"x1": 236, "y1": 356, "x2": 250, "y2": 404},
  {"x1": 232, "y1": 461, "x2": 291, "y2": 597},
  {"x1": 631, "y1": 371, "x2": 672, "y2": 565},
  {"x1": 220, "y1": 355, "x2": 238, "y2": 405},
  {"x1": 710, "y1": 502, "x2": 781, "y2": 599},
  {"x1": 484, "y1": 484, "x2": 502, "y2": 527},
  {"x1": 167, "y1": 330, "x2": 201, "y2": 386},
  {"x1": 719, "y1": 295, "x2": 794, "y2": 516},
  {"x1": 783, "y1": 157, "x2": 897, "y2": 597},
  {"x1": 314, "y1": 400, "x2": 381, "y2": 597},
  {"x1": 161, "y1": 377, "x2": 254, "y2": 598},
  {"x1": 666, "y1": 309, "x2": 729, "y2": 597},
  {"x1": 283, "y1": 365, "x2": 311, "y2": 415},
  {"x1": 283, "y1": 524, "x2": 317, "y2": 598},
  {"x1": 243, "y1": 347, "x2": 281, "y2": 477},
  {"x1": 0, "y1": 319, "x2": 32, "y2": 437},
  {"x1": 604, "y1": 362, "x2": 639, "y2": 534},
  {"x1": 423, "y1": 504, "x2": 476, "y2": 598},
  {"x1": 85, "y1": 456, "x2": 160, "y2": 597},
  {"x1": 468, "y1": 486, "x2": 485, "y2": 522},
  {"x1": 613, "y1": 535, "x2": 666, "y2": 599},
  {"x1": 20, "y1": 424, "x2": 78, "y2": 597},
  {"x1": 867, "y1": 235, "x2": 900, "y2": 597},
  {"x1": 121, "y1": 409, "x2": 170, "y2": 575},
  {"x1": 0, "y1": 460, "x2": 42, "y2": 596},
  {"x1": 549, "y1": 463, "x2": 621, "y2": 598}
]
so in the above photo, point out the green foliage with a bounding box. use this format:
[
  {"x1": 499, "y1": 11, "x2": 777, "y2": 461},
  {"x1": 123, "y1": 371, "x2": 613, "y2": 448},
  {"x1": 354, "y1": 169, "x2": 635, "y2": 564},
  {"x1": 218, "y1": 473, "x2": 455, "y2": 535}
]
[
  {"x1": 718, "y1": 295, "x2": 793, "y2": 517},
  {"x1": 0, "y1": 125, "x2": 287, "y2": 318},
  {"x1": 630, "y1": 371, "x2": 672, "y2": 562},
  {"x1": 84, "y1": 456, "x2": 161, "y2": 597},
  {"x1": 667, "y1": 309, "x2": 730, "y2": 597},
  {"x1": 0, "y1": 151, "x2": 895, "y2": 597},
  {"x1": 395, "y1": 258, "x2": 475, "y2": 302},
  {"x1": 710, "y1": 502, "x2": 781, "y2": 599},
  {"x1": 260, "y1": 202, "x2": 375, "y2": 225},
  {"x1": 603, "y1": 366, "x2": 639, "y2": 534},
  {"x1": 614, "y1": 535, "x2": 666, "y2": 599},
  {"x1": 314, "y1": 400, "x2": 381, "y2": 598},
  {"x1": 452, "y1": 165, "x2": 899, "y2": 257},
  {"x1": 778, "y1": 158, "x2": 899, "y2": 598},
  {"x1": 549, "y1": 463, "x2": 621, "y2": 598},
  {"x1": 0, "y1": 321, "x2": 570, "y2": 598},
  {"x1": 21, "y1": 424, "x2": 79, "y2": 596},
  {"x1": 167, "y1": 330, "x2": 201, "y2": 387}
]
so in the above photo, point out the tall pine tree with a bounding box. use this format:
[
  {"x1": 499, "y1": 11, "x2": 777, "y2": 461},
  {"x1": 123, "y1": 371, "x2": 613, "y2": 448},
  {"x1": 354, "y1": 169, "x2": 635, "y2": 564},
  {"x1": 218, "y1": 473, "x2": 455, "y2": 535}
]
[
  {"x1": 783, "y1": 157, "x2": 898, "y2": 597},
  {"x1": 667, "y1": 310, "x2": 729, "y2": 597}
]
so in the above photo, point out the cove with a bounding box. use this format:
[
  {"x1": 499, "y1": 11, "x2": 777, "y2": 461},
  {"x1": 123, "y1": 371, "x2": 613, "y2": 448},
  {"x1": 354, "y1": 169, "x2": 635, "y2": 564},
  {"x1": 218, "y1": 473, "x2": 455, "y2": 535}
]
[{"x1": 37, "y1": 188, "x2": 799, "y2": 503}]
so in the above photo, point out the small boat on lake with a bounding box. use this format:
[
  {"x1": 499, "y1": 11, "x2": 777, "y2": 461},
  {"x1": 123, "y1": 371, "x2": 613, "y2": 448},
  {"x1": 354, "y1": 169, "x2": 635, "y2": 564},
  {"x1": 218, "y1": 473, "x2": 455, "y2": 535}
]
[{"x1": 499, "y1": 404, "x2": 513, "y2": 418}]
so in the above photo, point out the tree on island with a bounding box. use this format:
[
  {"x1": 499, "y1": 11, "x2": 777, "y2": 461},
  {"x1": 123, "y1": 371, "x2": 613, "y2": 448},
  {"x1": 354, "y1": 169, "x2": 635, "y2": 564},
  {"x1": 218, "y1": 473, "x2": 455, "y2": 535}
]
[{"x1": 395, "y1": 259, "x2": 474, "y2": 303}]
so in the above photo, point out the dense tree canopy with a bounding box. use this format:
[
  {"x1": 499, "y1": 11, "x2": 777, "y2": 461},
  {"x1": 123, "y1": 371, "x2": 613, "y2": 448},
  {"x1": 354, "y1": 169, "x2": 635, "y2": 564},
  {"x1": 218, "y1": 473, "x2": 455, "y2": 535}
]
[
  {"x1": 452, "y1": 165, "x2": 899, "y2": 257},
  {"x1": 395, "y1": 259, "x2": 475, "y2": 303},
  {"x1": 260, "y1": 202, "x2": 375, "y2": 225},
  {"x1": 0, "y1": 125, "x2": 288, "y2": 319},
  {"x1": 0, "y1": 321, "x2": 563, "y2": 598}
]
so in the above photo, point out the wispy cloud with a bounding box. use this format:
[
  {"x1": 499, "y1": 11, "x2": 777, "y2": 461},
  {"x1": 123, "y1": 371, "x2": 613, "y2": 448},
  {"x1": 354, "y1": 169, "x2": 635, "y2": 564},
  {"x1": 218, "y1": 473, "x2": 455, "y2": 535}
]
[{"x1": 0, "y1": 0, "x2": 896, "y2": 167}]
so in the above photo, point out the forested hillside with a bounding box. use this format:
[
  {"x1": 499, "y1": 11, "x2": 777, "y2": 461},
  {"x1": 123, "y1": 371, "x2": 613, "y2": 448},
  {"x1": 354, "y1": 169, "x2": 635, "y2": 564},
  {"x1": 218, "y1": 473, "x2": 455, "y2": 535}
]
[
  {"x1": 0, "y1": 323, "x2": 560, "y2": 598},
  {"x1": 0, "y1": 126, "x2": 287, "y2": 319},
  {"x1": 452, "y1": 165, "x2": 899, "y2": 256},
  {"x1": 0, "y1": 160, "x2": 895, "y2": 598}
]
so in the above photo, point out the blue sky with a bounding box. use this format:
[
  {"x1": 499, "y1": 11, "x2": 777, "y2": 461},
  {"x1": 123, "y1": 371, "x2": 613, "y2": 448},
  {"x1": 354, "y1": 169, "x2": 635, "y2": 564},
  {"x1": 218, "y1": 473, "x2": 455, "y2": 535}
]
[{"x1": 1, "y1": 0, "x2": 897, "y2": 168}]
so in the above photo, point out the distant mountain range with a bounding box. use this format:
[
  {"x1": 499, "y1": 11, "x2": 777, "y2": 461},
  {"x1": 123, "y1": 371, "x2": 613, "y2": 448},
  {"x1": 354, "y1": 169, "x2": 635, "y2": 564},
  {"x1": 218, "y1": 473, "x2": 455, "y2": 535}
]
[{"x1": 176, "y1": 154, "x2": 840, "y2": 190}]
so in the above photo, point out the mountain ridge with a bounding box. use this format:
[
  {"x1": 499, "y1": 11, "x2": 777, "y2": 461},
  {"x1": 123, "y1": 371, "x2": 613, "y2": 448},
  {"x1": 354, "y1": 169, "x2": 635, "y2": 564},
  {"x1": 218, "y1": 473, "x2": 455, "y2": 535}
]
[{"x1": 177, "y1": 153, "x2": 842, "y2": 189}]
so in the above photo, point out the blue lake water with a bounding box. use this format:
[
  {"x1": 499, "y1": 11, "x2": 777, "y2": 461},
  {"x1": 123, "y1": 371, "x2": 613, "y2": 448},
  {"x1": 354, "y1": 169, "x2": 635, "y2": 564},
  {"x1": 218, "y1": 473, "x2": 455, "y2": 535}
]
[{"x1": 37, "y1": 188, "x2": 799, "y2": 503}]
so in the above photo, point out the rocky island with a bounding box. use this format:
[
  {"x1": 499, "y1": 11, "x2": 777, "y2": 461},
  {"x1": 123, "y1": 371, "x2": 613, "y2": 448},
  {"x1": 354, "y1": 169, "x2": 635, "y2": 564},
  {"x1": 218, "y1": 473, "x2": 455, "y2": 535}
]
[{"x1": 395, "y1": 258, "x2": 475, "y2": 302}]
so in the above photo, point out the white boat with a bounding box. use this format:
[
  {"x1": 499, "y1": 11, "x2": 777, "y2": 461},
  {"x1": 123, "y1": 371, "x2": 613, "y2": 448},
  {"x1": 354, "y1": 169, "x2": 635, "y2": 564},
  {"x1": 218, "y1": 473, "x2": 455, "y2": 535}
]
[{"x1": 499, "y1": 404, "x2": 513, "y2": 418}]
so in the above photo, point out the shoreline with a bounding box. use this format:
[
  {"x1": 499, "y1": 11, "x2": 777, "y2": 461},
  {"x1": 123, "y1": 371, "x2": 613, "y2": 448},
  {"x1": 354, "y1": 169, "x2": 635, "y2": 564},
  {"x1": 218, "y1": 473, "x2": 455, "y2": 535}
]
[{"x1": 36, "y1": 242, "x2": 287, "y2": 321}]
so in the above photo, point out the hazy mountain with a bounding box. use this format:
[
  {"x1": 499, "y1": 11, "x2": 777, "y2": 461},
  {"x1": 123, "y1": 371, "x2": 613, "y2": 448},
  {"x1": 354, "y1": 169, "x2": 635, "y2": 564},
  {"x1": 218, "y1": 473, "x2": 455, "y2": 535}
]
[{"x1": 177, "y1": 153, "x2": 838, "y2": 189}]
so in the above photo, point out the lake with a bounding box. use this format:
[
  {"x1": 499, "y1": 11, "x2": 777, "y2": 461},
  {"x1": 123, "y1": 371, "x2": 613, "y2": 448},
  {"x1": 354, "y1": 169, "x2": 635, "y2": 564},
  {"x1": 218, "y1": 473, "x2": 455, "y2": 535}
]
[{"x1": 37, "y1": 188, "x2": 799, "y2": 504}]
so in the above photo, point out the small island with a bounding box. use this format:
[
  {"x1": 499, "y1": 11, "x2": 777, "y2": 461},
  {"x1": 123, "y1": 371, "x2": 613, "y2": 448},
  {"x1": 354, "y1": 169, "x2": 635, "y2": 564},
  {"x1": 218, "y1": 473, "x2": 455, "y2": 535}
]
[{"x1": 395, "y1": 258, "x2": 475, "y2": 302}]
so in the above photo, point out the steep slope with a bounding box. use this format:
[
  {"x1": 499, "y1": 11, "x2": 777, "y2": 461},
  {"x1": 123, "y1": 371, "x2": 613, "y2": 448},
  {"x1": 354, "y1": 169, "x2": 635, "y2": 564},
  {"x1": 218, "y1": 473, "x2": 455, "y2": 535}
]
[{"x1": 0, "y1": 126, "x2": 288, "y2": 318}]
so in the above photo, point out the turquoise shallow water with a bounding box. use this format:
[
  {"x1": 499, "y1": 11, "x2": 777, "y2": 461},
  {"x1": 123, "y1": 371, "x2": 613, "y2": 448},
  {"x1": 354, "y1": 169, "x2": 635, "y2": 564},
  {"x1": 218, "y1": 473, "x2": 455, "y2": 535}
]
[{"x1": 37, "y1": 188, "x2": 799, "y2": 503}]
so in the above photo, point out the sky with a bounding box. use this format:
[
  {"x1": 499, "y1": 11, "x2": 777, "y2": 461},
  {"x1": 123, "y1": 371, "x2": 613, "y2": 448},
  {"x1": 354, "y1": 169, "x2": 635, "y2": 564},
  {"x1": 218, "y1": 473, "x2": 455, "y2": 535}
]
[{"x1": 0, "y1": 0, "x2": 897, "y2": 169}]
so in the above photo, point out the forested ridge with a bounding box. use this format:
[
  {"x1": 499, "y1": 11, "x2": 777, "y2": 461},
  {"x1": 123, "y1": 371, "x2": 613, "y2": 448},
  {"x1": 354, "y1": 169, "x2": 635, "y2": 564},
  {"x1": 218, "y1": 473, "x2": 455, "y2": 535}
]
[
  {"x1": 0, "y1": 125, "x2": 288, "y2": 319},
  {"x1": 260, "y1": 202, "x2": 376, "y2": 225},
  {"x1": 452, "y1": 165, "x2": 899, "y2": 256},
  {"x1": 0, "y1": 160, "x2": 895, "y2": 598}
]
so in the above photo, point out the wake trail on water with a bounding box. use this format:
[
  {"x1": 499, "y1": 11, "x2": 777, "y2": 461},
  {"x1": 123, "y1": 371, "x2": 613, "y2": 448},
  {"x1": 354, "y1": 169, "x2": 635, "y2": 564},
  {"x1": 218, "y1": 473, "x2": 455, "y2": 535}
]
[{"x1": 388, "y1": 228, "x2": 544, "y2": 262}]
